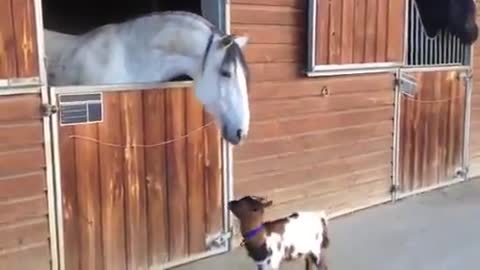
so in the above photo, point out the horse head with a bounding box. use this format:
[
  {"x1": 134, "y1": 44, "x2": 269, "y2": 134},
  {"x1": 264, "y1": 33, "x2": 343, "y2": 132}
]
[
  {"x1": 194, "y1": 33, "x2": 250, "y2": 145},
  {"x1": 415, "y1": 0, "x2": 478, "y2": 44}
]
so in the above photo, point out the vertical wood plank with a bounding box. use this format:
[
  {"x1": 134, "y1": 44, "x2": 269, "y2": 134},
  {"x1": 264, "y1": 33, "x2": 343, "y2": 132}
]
[
  {"x1": 412, "y1": 73, "x2": 424, "y2": 190},
  {"x1": 0, "y1": 0, "x2": 18, "y2": 78},
  {"x1": 364, "y1": 0, "x2": 377, "y2": 62},
  {"x1": 437, "y1": 72, "x2": 449, "y2": 182},
  {"x1": 386, "y1": 0, "x2": 405, "y2": 62},
  {"x1": 341, "y1": 0, "x2": 354, "y2": 64},
  {"x1": 59, "y1": 126, "x2": 80, "y2": 270},
  {"x1": 353, "y1": 0, "x2": 366, "y2": 63},
  {"x1": 74, "y1": 124, "x2": 103, "y2": 270},
  {"x1": 446, "y1": 74, "x2": 457, "y2": 179},
  {"x1": 328, "y1": 0, "x2": 343, "y2": 64},
  {"x1": 429, "y1": 72, "x2": 442, "y2": 186},
  {"x1": 11, "y1": 0, "x2": 39, "y2": 77},
  {"x1": 375, "y1": 0, "x2": 388, "y2": 62},
  {"x1": 165, "y1": 88, "x2": 188, "y2": 259},
  {"x1": 121, "y1": 91, "x2": 148, "y2": 270},
  {"x1": 204, "y1": 112, "x2": 223, "y2": 237},
  {"x1": 143, "y1": 90, "x2": 169, "y2": 265},
  {"x1": 185, "y1": 89, "x2": 206, "y2": 254},
  {"x1": 98, "y1": 93, "x2": 127, "y2": 270},
  {"x1": 315, "y1": 0, "x2": 330, "y2": 65}
]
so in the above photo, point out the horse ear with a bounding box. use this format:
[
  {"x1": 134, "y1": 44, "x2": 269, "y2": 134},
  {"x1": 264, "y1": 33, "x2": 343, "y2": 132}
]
[{"x1": 233, "y1": 35, "x2": 249, "y2": 48}]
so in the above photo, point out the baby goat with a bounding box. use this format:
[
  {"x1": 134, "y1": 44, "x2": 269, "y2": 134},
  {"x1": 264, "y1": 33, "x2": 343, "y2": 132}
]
[{"x1": 228, "y1": 196, "x2": 330, "y2": 270}]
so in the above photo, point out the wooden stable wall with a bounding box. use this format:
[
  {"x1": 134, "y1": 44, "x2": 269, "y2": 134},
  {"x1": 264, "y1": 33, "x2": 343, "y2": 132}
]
[
  {"x1": 231, "y1": 0, "x2": 395, "y2": 220},
  {"x1": 398, "y1": 71, "x2": 466, "y2": 193},
  {"x1": 314, "y1": 0, "x2": 405, "y2": 65},
  {"x1": 58, "y1": 86, "x2": 224, "y2": 270},
  {"x1": 0, "y1": 0, "x2": 51, "y2": 269},
  {"x1": 0, "y1": 0, "x2": 39, "y2": 80},
  {"x1": 0, "y1": 94, "x2": 51, "y2": 270},
  {"x1": 471, "y1": 4, "x2": 480, "y2": 177}
]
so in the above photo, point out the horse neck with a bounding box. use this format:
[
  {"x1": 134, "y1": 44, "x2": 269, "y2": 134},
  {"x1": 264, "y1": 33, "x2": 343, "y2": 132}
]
[
  {"x1": 44, "y1": 29, "x2": 78, "y2": 66},
  {"x1": 132, "y1": 16, "x2": 216, "y2": 81}
]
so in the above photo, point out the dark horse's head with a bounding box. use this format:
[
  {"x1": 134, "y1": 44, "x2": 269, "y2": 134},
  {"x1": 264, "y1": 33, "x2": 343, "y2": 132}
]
[{"x1": 415, "y1": 0, "x2": 478, "y2": 44}]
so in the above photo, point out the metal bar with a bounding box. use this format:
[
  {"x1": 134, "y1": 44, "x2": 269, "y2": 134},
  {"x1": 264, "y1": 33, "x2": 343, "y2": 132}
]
[
  {"x1": 223, "y1": 0, "x2": 235, "y2": 253},
  {"x1": 392, "y1": 70, "x2": 402, "y2": 202},
  {"x1": 415, "y1": 0, "x2": 420, "y2": 65},
  {"x1": 307, "y1": 0, "x2": 318, "y2": 71},
  {"x1": 51, "y1": 80, "x2": 193, "y2": 94},
  {"x1": 403, "y1": 0, "x2": 412, "y2": 64},
  {"x1": 462, "y1": 71, "x2": 473, "y2": 179},
  {"x1": 33, "y1": 0, "x2": 61, "y2": 269},
  {"x1": 396, "y1": 177, "x2": 466, "y2": 200},
  {"x1": 0, "y1": 87, "x2": 41, "y2": 96},
  {"x1": 0, "y1": 77, "x2": 41, "y2": 89}
]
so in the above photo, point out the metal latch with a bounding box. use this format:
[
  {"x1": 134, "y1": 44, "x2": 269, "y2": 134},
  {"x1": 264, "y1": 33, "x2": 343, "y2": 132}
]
[
  {"x1": 205, "y1": 231, "x2": 232, "y2": 250},
  {"x1": 397, "y1": 73, "x2": 417, "y2": 97},
  {"x1": 42, "y1": 103, "x2": 59, "y2": 116}
]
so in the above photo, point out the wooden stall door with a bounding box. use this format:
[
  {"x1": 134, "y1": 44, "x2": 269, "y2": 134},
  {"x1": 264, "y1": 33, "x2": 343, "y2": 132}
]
[
  {"x1": 398, "y1": 71, "x2": 467, "y2": 194},
  {"x1": 314, "y1": 0, "x2": 405, "y2": 65},
  {"x1": 56, "y1": 87, "x2": 225, "y2": 270}
]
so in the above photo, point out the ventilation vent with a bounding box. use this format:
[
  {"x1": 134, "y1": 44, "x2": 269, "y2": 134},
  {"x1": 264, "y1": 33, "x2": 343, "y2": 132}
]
[{"x1": 406, "y1": 0, "x2": 471, "y2": 66}]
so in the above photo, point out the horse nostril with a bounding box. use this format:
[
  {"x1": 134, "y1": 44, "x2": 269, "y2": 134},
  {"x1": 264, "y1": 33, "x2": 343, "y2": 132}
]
[{"x1": 236, "y1": 129, "x2": 243, "y2": 140}]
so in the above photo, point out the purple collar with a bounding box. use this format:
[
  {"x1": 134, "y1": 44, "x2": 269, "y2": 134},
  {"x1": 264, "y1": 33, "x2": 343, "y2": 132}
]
[{"x1": 243, "y1": 224, "x2": 264, "y2": 240}]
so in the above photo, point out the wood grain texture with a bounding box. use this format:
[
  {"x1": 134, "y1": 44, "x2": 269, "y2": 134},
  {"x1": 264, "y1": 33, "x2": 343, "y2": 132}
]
[
  {"x1": 165, "y1": 88, "x2": 188, "y2": 260},
  {"x1": 11, "y1": 0, "x2": 39, "y2": 77},
  {"x1": 59, "y1": 126, "x2": 80, "y2": 270},
  {"x1": 311, "y1": 0, "x2": 405, "y2": 65},
  {"x1": 120, "y1": 91, "x2": 148, "y2": 270},
  {"x1": 398, "y1": 71, "x2": 466, "y2": 193},
  {"x1": 0, "y1": 92, "x2": 48, "y2": 270},
  {"x1": 185, "y1": 89, "x2": 206, "y2": 254},
  {"x1": 56, "y1": 87, "x2": 224, "y2": 269},
  {"x1": 74, "y1": 124, "x2": 103, "y2": 270},
  {"x1": 0, "y1": 0, "x2": 17, "y2": 79},
  {"x1": 98, "y1": 93, "x2": 127, "y2": 270},
  {"x1": 143, "y1": 90, "x2": 169, "y2": 265}
]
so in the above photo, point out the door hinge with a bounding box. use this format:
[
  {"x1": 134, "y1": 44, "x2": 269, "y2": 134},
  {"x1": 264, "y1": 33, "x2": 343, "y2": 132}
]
[
  {"x1": 42, "y1": 103, "x2": 59, "y2": 117},
  {"x1": 397, "y1": 72, "x2": 417, "y2": 97},
  {"x1": 205, "y1": 231, "x2": 231, "y2": 251},
  {"x1": 390, "y1": 184, "x2": 400, "y2": 193},
  {"x1": 459, "y1": 71, "x2": 473, "y2": 88}
]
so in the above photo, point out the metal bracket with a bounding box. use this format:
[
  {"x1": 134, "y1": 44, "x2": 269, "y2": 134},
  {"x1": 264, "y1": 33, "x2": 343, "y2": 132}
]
[
  {"x1": 397, "y1": 73, "x2": 417, "y2": 97},
  {"x1": 205, "y1": 231, "x2": 231, "y2": 251},
  {"x1": 42, "y1": 103, "x2": 59, "y2": 117},
  {"x1": 390, "y1": 183, "x2": 400, "y2": 193}
]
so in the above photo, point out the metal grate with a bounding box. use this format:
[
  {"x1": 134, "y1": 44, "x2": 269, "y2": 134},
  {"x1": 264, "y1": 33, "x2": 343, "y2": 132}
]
[{"x1": 407, "y1": 0, "x2": 471, "y2": 66}]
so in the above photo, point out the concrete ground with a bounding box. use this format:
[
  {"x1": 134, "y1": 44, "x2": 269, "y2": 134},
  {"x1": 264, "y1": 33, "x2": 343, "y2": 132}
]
[{"x1": 172, "y1": 179, "x2": 480, "y2": 270}]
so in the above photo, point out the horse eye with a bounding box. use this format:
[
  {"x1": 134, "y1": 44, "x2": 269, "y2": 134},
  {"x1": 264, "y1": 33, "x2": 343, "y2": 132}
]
[{"x1": 220, "y1": 70, "x2": 231, "y2": 78}]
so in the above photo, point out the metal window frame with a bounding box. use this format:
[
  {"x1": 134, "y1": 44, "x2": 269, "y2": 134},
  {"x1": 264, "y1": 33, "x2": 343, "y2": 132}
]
[
  {"x1": 306, "y1": 0, "x2": 402, "y2": 77},
  {"x1": 306, "y1": 0, "x2": 474, "y2": 76}
]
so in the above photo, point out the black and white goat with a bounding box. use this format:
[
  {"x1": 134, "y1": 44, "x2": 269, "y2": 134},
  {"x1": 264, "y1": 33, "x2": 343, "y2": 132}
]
[{"x1": 228, "y1": 196, "x2": 330, "y2": 270}]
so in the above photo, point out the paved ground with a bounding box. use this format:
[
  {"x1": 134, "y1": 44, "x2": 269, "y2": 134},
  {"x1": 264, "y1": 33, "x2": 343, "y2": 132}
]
[{"x1": 172, "y1": 179, "x2": 480, "y2": 270}]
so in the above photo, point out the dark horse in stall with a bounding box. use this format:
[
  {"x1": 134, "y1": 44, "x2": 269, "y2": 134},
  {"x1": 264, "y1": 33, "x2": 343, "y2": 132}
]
[{"x1": 415, "y1": 0, "x2": 478, "y2": 44}]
